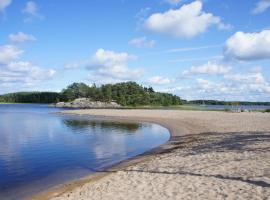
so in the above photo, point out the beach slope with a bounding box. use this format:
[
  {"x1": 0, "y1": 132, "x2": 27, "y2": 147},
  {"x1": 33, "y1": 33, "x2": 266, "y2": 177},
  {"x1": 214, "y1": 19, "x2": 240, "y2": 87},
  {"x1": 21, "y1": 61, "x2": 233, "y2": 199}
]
[{"x1": 33, "y1": 110, "x2": 270, "y2": 200}]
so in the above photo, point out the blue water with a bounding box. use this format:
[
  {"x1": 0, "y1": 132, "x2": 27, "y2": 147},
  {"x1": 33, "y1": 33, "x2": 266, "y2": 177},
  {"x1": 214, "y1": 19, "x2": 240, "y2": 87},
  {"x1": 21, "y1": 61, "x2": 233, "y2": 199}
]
[{"x1": 0, "y1": 104, "x2": 170, "y2": 200}]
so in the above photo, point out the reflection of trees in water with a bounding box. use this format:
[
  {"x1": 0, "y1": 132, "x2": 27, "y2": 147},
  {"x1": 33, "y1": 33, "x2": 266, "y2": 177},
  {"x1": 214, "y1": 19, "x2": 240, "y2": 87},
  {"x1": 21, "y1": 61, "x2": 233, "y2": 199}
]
[{"x1": 63, "y1": 119, "x2": 142, "y2": 133}]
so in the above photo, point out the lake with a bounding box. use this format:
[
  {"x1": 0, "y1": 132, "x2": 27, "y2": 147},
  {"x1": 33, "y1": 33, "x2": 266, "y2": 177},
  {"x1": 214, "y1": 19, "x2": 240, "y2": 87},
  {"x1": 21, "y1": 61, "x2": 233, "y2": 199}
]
[{"x1": 0, "y1": 104, "x2": 170, "y2": 200}]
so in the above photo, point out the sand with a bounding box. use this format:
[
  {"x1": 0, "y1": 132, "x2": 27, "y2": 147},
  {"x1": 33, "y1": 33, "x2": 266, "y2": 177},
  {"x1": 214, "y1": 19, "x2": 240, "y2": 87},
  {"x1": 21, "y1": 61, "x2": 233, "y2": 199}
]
[{"x1": 31, "y1": 110, "x2": 270, "y2": 200}]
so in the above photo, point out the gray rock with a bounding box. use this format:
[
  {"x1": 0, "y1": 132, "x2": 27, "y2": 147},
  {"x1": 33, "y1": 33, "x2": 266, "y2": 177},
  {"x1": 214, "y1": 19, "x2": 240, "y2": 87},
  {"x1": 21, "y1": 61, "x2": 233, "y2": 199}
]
[{"x1": 55, "y1": 98, "x2": 121, "y2": 109}]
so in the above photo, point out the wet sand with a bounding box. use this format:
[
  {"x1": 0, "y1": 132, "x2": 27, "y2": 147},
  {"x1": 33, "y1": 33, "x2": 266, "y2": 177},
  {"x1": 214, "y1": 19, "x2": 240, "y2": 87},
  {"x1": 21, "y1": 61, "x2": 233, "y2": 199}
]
[{"x1": 30, "y1": 109, "x2": 270, "y2": 200}]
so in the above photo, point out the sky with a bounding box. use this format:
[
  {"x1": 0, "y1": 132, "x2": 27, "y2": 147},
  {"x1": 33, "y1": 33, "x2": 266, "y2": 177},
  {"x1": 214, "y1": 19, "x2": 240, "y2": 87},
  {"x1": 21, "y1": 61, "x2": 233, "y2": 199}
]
[{"x1": 0, "y1": 0, "x2": 270, "y2": 101}]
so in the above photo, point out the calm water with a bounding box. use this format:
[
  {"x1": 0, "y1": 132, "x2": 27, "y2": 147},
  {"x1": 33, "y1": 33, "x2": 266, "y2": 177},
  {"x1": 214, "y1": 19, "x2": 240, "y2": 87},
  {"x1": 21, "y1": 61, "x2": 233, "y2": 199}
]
[{"x1": 0, "y1": 104, "x2": 170, "y2": 200}]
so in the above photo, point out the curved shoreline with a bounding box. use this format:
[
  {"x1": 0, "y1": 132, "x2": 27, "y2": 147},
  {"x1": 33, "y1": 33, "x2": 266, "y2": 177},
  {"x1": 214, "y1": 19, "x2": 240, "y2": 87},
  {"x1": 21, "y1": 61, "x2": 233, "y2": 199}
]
[
  {"x1": 30, "y1": 109, "x2": 270, "y2": 200},
  {"x1": 29, "y1": 115, "x2": 177, "y2": 200}
]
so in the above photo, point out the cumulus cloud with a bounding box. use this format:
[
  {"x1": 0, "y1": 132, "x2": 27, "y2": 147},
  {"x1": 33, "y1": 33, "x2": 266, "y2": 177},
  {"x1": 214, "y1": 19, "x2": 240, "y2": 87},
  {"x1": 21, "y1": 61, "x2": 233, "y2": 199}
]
[
  {"x1": 0, "y1": 45, "x2": 56, "y2": 87},
  {"x1": 144, "y1": 1, "x2": 230, "y2": 38},
  {"x1": 0, "y1": 61, "x2": 55, "y2": 85},
  {"x1": 224, "y1": 72, "x2": 266, "y2": 84},
  {"x1": 147, "y1": 76, "x2": 172, "y2": 85},
  {"x1": 182, "y1": 61, "x2": 231, "y2": 76},
  {"x1": 128, "y1": 37, "x2": 156, "y2": 48},
  {"x1": 225, "y1": 72, "x2": 270, "y2": 94},
  {"x1": 224, "y1": 30, "x2": 270, "y2": 60},
  {"x1": 0, "y1": 45, "x2": 23, "y2": 64},
  {"x1": 196, "y1": 78, "x2": 218, "y2": 90},
  {"x1": 9, "y1": 32, "x2": 36, "y2": 43},
  {"x1": 161, "y1": 69, "x2": 270, "y2": 101},
  {"x1": 252, "y1": 0, "x2": 270, "y2": 14},
  {"x1": 86, "y1": 49, "x2": 144, "y2": 84},
  {"x1": 0, "y1": 0, "x2": 12, "y2": 12},
  {"x1": 22, "y1": 1, "x2": 44, "y2": 22}
]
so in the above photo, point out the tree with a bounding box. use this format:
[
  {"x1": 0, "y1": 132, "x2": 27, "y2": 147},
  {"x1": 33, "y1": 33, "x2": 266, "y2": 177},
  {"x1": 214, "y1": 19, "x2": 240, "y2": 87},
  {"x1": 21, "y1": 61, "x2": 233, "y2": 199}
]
[{"x1": 1, "y1": 81, "x2": 183, "y2": 106}]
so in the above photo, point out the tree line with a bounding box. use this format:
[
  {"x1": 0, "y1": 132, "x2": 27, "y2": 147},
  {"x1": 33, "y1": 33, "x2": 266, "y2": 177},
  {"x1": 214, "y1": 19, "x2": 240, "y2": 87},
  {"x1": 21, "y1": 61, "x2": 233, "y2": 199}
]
[
  {"x1": 0, "y1": 92, "x2": 59, "y2": 104},
  {"x1": 0, "y1": 82, "x2": 183, "y2": 106},
  {"x1": 59, "y1": 82, "x2": 182, "y2": 106},
  {"x1": 2, "y1": 82, "x2": 269, "y2": 106},
  {"x1": 189, "y1": 100, "x2": 270, "y2": 106}
]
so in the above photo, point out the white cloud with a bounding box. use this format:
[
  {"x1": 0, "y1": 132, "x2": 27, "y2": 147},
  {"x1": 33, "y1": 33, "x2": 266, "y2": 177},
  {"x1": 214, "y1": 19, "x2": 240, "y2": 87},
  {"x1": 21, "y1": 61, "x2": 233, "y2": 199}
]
[
  {"x1": 166, "y1": 44, "x2": 222, "y2": 53},
  {"x1": 252, "y1": 0, "x2": 270, "y2": 14},
  {"x1": 9, "y1": 32, "x2": 36, "y2": 43},
  {"x1": 0, "y1": 0, "x2": 12, "y2": 12},
  {"x1": 129, "y1": 37, "x2": 156, "y2": 48},
  {"x1": 144, "y1": 1, "x2": 229, "y2": 38},
  {"x1": 0, "y1": 45, "x2": 56, "y2": 88},
  {"x1": 86, "y1": 49, "x2": 144, "y2": 84},
  {"x1": 160, "y1": 69, "x2": 270, "y2": 101},
  {"x1": 182, "y1": 61, "x2": 231, "y2": 75},
  {"x1": 224, "y1": 72, "x2": 266, "y2": 84},
  {"x1": 0, "y1": 61, "x2": 55, "y2": 85},
  {"x1": 22, "y1": 1, "x2": 44, "y2": 22},
  {"x1": 196, "y1": 78, "x2": 217, "y2": 90},
  {"x1": 147, "y1": 76, "x2": 172, "y2": 85},
  {"x1": 225, "y1": 72, "x2": 270, "y2": 94},
  {"x1": 224, "y1": 30, "x2": 270, "y2": 60},
  {"x1": 0, "y1": 45, "x2": 23, "y2": 64},
  {"x1": 89, "y1": 48, "x2": 137, "y2": 67}
]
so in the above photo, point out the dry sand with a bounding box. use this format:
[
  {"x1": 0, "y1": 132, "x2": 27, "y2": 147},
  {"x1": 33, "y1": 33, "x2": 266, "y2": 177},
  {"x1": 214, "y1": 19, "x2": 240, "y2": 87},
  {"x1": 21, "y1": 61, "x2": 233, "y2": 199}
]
[{"x1": 31, "y1": 110, "x2": 270, "y2": 200}]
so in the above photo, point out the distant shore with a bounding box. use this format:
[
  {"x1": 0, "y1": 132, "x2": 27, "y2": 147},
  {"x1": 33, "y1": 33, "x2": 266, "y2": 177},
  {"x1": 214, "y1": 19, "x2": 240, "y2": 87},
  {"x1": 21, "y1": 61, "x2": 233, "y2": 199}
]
[{"x1": 30, "y1": 109, "x2": 270, "y2": 200}]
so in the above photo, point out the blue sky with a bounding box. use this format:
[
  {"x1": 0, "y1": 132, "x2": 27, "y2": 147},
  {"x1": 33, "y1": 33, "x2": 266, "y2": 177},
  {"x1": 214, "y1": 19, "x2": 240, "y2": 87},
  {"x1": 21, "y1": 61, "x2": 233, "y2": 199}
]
[{"x1": 0, "y1": 0, "x2": 270, "y2": 101}]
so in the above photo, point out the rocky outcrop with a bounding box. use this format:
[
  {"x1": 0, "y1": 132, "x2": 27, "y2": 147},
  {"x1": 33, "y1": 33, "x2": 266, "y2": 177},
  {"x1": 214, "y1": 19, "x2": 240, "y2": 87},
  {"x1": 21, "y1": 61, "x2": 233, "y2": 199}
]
[{"x1": 55, "y1": 98, "x2": 121, "y2": 109}]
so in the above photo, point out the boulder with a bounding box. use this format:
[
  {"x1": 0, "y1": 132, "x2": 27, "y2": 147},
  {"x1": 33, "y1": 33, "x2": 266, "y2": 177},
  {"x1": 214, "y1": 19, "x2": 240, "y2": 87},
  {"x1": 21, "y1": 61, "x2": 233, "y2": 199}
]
[{"x1": 55, "y1": 98, "x2": 121, "y2": 109}]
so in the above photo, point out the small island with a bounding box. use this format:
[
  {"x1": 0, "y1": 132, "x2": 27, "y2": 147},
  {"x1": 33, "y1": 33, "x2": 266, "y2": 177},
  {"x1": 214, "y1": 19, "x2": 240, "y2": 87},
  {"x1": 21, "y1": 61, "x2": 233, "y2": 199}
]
[
  {"x1": 2, "y1": 0, "x2": 270, "y2": 199},
  {"x1": 1, "y1": 81, "x2": 270, "y2": 112},
  {"x1": 0, "y1": 82, "x2": 183, "y2": 107}
]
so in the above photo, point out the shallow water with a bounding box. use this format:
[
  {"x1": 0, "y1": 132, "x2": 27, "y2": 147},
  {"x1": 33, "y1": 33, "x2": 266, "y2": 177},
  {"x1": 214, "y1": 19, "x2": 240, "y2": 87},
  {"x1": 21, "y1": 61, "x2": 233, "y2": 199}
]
[{"x1": 0, "y1": 104, "x2": 170, "y2": 200}]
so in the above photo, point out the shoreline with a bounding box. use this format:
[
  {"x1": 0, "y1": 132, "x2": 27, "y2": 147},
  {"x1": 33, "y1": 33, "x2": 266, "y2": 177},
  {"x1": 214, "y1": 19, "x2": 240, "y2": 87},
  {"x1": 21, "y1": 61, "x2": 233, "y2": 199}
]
[
  {"x1": 30, "y1": 109, "x2": 270, "y2": 200},
  {"x1": 29, "y1": 115, "x2": 179, "y2": 200}
]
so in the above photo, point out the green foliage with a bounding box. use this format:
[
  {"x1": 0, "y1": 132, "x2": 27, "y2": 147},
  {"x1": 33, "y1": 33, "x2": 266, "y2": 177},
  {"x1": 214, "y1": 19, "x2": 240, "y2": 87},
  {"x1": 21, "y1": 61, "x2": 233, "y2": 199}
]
[
  {"x1": 60, "y1": 83, "x2": 89, "y2": 102},
  {"x1": 265, "y1": 109, "x2": 270, "y2": 113},
  {"x1": 0, "y1": 82, "x2": 183, "y2": 106},
  {"x1": 60, "y1": 81, "x2": 183, "y2": 106},
  {"x1": 0, "y1": 92, "x2": 59, "y2": 103}
]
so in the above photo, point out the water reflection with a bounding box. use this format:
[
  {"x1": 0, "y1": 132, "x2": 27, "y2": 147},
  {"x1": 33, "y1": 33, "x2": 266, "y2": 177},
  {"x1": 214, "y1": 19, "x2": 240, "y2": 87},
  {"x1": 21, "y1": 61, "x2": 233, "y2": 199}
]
[
  {"x1": 0, "y1": 104, "x2": 169, "y2": 200},
  {"x1": 63, "y1": 119, "x2": 142, "y2": 133}
]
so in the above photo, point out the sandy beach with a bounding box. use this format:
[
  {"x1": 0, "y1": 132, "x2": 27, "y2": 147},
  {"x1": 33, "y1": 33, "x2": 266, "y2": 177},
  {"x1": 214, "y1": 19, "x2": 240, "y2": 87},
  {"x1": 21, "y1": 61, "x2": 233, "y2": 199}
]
[{"x1": 31, "y1": 109, "x2": 270, "y2": 200}]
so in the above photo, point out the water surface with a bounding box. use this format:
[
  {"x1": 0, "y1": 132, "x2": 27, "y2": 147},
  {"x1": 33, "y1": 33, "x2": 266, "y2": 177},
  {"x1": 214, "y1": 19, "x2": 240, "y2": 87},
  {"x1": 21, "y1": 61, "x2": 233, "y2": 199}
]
[{"x1": 0, "y1": 104, "x2": 169, "y2": 200}]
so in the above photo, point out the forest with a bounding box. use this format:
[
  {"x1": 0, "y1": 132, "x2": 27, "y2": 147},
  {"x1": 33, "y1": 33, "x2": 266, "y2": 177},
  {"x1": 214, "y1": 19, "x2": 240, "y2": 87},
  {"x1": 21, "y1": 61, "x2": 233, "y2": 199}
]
[
  {"x1": 189, "y1": 100, "x2": 270, "y2": 106},
  {"x1": 0, "y1": 92, "x2": 59, "y2": 104},
  {"x1": 1, "y1": 82, "x2": 269, "y2": 106},
  {"x1": 0, "y1": 82, "x2": 183, "y2": 106}
]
